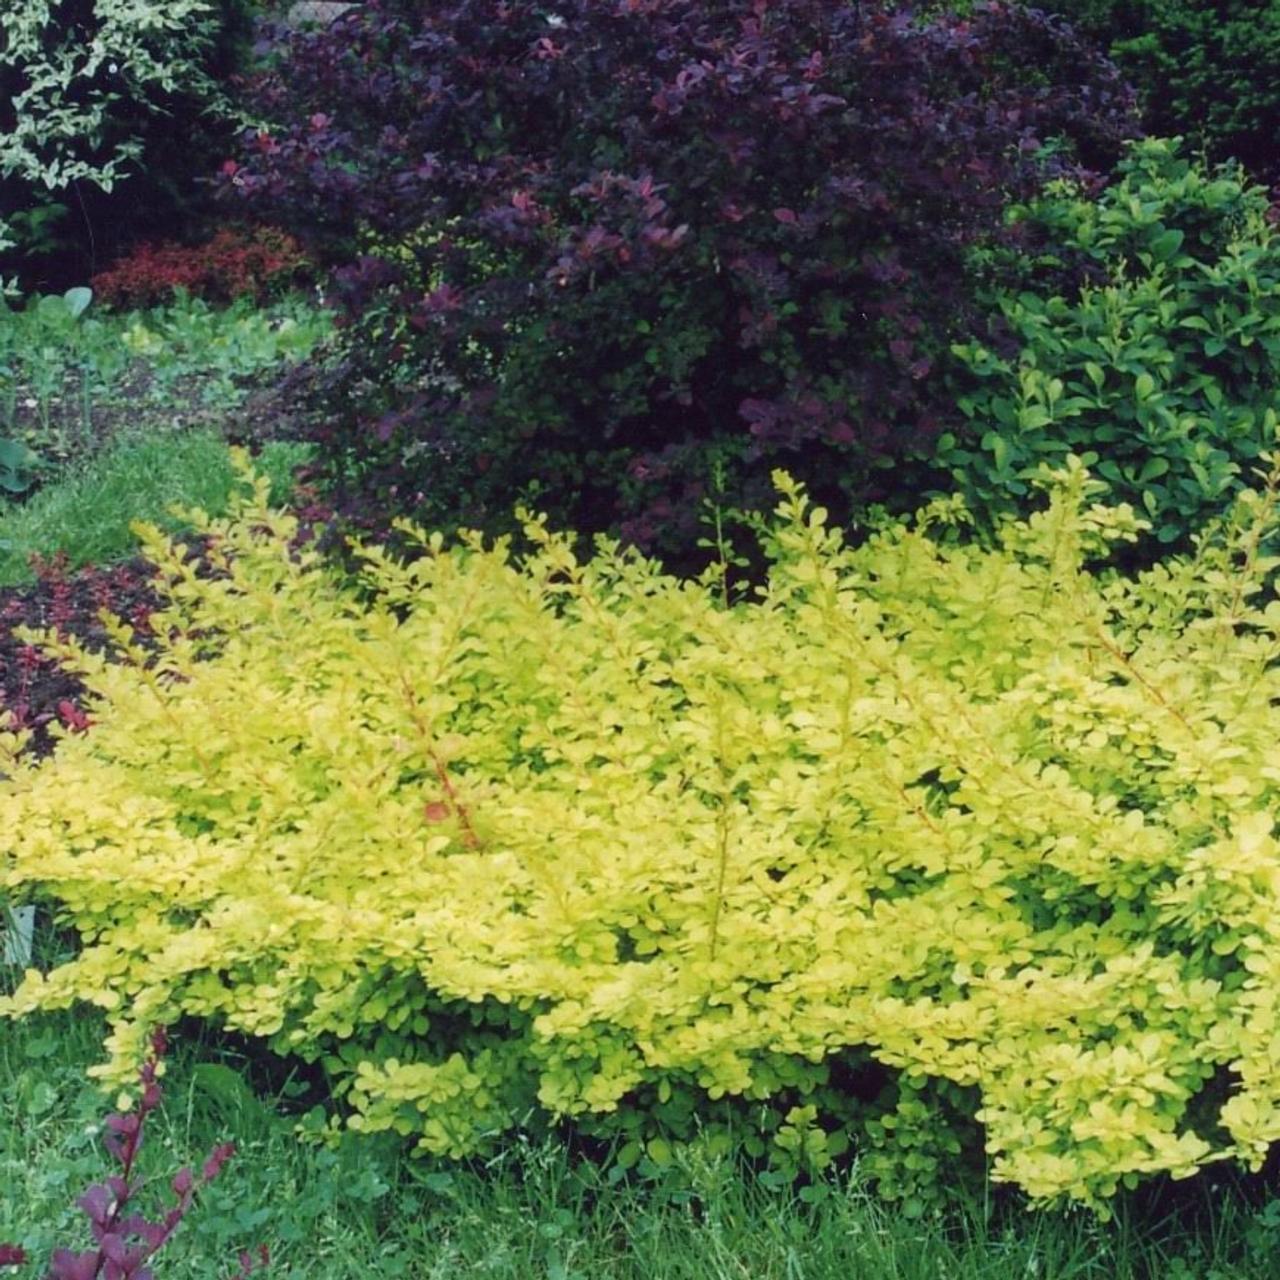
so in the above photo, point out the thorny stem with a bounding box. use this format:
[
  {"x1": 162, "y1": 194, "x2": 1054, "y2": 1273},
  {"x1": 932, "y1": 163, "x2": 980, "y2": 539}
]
[
  {"x1": 709, "y1": 799, "x2": 731, "y2": 964},
  {"x1": 430, "y1": 744, "x2": 480, "y2": 850},
  {"x1": 1086, "y1": 625, "x2": 1193, "y2": 733},
  {"x1": 398, "y1": 671, "x2": 481, "y2": 849},
  {"x1": 1223, "y1": 453, "x2": 1280, "y2": 634},
  {"x1": 708, "y1": 692, "x2": 734, "y2": 963}
]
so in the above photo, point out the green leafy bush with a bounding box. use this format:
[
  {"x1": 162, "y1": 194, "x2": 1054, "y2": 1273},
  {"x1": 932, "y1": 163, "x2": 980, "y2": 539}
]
[
  {"x1": 942, "y1": 138, "x2": 1280, "y2": 547},
  {"x1": 10, "y1": 456, "x2": 1280, "y2": 1209},
  {"x1": 1041, "y1": 0, "x2": 1280, "y2": 179}
]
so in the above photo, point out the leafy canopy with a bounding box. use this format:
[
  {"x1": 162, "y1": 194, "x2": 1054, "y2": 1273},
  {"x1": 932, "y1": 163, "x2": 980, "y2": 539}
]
[
  {"x1": 944, "y1": 138, "x2": 1280, "y2": 551},
  {"x1": 0, "y1": 0, "x2": 252, "y2": 290},
  {"x1": 1042, "y1": 0, "x2": 1280, "y2": 181},
  {"x1": 7, "y1": 455, "x2": 1280, "y2": 1209}
]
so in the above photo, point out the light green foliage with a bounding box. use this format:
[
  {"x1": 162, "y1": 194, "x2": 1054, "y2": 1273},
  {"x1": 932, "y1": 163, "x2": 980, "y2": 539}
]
[
  {"x1": 945, "y1": 138, "x2": 1280, "y2": 545},
  {"x1": 8, "y1": 455, "x2": 1280, "y2": 1209},
  {"x1": 110, "y1": 290, "x2": 332, "y2": 412},
  {"x1": 0, "y1": 289, "x2": 330, "y2": 475},
  {"x1": 0, "y1": 287, "x2": 109, "y2": 466}
]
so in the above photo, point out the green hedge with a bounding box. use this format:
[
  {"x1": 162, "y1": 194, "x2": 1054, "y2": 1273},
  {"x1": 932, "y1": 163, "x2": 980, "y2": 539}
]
[
  {"x1": 941, "y1": 138, "x2": 1280, "y2": 548},
  {"x1": 1043, "y1": 0, "x2": 1280, "y2": 178},
  {"x1": 8, "y1": 457, "x2": 1280, "y2": 1209}
]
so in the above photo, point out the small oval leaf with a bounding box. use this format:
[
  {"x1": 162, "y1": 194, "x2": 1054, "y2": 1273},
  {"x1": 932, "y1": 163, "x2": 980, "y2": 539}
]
[{"x1": 63, "y1": 286, "x2": 92, "y2": 319}]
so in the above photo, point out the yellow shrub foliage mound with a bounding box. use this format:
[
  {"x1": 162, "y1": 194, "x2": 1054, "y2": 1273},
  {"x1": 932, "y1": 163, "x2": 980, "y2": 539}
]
[{"x1": 6, "y1": 455, "x2": 1280, "y2": 1209}]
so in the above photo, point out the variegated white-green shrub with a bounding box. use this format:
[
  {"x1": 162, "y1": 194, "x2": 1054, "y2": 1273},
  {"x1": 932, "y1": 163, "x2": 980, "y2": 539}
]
[
  {"x1": 0, "y1": 0, "x2": 238, "y2": 289},
  {"x1": 5, "y1": 454, "x2": 1280, "y2": 1211}
]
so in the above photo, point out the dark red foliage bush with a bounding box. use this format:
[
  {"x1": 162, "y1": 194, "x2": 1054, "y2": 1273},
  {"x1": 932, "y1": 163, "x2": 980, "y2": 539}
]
[
  {"x1": 224, "y1": 0, "x2": 1136, "y2": 562},
  {"x1": 0, "y1": 555, "x2": 161, "y2": 761},
  {"x1": 90, "y1": 226, "x2": 310, "y2": 309}
]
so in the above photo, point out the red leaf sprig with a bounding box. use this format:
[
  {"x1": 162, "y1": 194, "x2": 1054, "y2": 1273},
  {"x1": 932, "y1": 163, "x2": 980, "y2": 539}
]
[{"x1": 1, "y1": 1029, "x2": 268, "y2": 1280}]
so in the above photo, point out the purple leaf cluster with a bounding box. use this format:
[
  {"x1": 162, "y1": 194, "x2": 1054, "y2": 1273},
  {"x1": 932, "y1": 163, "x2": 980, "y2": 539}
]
[
  {"x1": 0, "y1": 1031, "x2": 266, "y2": 1280},
  {"x1": 226, "y1": 0, "x2": 1137, "y2": 562},
  {"x1": 0, "y1": 556, "x2": 160, "y2": 761}
]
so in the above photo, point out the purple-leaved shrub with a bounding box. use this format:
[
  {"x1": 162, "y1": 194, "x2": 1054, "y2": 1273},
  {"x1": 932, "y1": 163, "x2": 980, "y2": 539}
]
[
  {"x1": 0, "y1": 1029, "x2": 267, "y2": 1280},
  {"x1": 225, "y1": 0, "x2": 1137, "y2": 564}
]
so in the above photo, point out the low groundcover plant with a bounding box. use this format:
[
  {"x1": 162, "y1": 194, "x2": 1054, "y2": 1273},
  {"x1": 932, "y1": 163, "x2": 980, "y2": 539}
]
[{"x1": 5, "y1": 453, "x2": 1280, "y2": 1212}]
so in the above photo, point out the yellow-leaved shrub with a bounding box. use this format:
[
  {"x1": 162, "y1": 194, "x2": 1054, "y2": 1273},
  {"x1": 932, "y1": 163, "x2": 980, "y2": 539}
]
[{"x1": 6, "y1": 454, "x2": 1280, "y2": 1210}]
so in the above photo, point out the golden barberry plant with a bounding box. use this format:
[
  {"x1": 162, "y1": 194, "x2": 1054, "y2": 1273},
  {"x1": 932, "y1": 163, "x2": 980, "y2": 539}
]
[{"x1": 5, "y1": 453, "x2": 1280, "y2": 1212}]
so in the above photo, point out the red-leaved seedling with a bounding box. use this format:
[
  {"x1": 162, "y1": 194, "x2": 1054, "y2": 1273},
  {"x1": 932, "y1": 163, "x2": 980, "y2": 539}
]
[
  {"x1": 0, "y1": 1029, "x2": 268, "y2": 1279},
  {"x1": 0, "y1": 554, "x2": 162, "y2": 762}
]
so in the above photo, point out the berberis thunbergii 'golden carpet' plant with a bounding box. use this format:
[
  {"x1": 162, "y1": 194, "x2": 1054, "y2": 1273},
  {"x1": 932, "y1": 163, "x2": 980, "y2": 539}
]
[{"x1": 6, "y1": 451, "x2": 1280, "y2": 1211}]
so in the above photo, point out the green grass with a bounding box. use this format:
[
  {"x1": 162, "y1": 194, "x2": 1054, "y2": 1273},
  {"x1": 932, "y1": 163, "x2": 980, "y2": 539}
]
[
  {"x1": 0, "y1": 432, "x2": 312, "y2": 585},
  {"x1": 2, "y1": 982, "x2": 1280, "y2": 1280}
]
